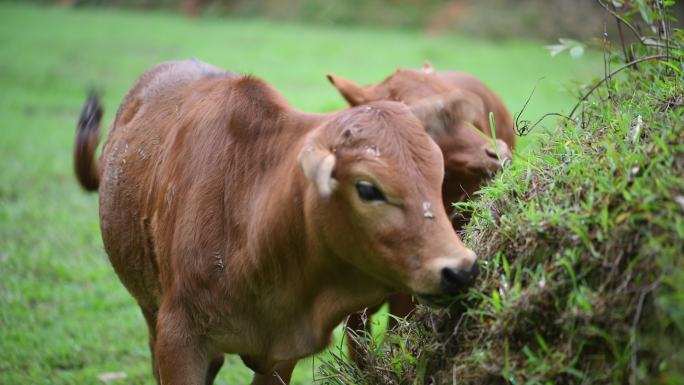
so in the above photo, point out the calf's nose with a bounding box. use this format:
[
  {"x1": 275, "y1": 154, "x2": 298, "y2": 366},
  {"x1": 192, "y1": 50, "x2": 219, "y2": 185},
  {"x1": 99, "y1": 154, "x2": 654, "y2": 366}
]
[{"x1": 440, "y1": 263, "x2": 480, "y2": 294}]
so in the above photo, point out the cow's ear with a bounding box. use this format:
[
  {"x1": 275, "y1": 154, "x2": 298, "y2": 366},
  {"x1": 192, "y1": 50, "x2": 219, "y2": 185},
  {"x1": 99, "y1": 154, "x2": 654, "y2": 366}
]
[
  {"x1": 298, "y1": 142, "x2": 338, "y2": 198},
  {"x1": 410, "y1": 89, "x2": 485, "y2": 137},
  {"x1": 326, "y1": 74, "x2": 367, "y2": 106}
]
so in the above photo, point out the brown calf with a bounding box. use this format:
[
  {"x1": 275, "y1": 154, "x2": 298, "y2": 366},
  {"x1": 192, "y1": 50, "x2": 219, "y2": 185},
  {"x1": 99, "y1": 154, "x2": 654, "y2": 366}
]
[
  {"x1": 73, "y1": 59, "x2": 479, "y2": 385},
  {"x1": 327, "y1": 61, "x2": 515, "y2": 366},
  {"x1": 328, "y1": 61, "x2": 515, "y2": 216}
]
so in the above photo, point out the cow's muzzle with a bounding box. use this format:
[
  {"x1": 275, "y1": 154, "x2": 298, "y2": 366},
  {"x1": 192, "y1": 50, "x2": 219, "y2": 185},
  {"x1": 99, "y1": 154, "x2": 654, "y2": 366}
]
[{"x1": 440, "y1": 263, "x2": 479, "y2": 294}]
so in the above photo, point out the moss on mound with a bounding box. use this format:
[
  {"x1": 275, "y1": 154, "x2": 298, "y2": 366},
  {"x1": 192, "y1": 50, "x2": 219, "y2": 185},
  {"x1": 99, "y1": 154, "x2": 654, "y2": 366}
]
[{"x1": 320, "y1": 6, "x2": 684, "y2": 385}]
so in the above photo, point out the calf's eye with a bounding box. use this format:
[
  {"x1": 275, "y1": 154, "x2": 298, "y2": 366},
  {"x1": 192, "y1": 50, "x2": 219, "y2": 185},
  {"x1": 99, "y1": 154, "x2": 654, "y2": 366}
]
[{"x1": 355, "y1": 181, "x2": 386, "y2": 202}]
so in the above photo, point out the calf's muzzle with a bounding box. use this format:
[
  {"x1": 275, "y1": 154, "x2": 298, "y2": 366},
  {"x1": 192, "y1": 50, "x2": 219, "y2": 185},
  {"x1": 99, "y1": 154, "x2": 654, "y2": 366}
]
[{"x1": 440, "y1": 262, "x2": 480, "y2": 294}]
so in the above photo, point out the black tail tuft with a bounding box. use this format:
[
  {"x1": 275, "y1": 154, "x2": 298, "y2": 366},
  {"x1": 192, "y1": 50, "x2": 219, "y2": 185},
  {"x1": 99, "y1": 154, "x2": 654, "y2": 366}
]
[{"x1": 74, "y1": 90, "x2": 103, "y2": 192}]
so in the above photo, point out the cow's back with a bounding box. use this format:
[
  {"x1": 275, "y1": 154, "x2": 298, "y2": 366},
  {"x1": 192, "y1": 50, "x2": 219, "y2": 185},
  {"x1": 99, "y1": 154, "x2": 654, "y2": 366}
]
[{"x1": 98, "y1": 60, "x2": 236, "y2": 310}]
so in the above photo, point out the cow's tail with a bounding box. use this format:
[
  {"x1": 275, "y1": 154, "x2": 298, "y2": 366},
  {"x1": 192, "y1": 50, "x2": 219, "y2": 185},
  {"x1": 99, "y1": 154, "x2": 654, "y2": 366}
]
[{"x1": 74, "y1": 91, "x2": 103, "y2": 192}]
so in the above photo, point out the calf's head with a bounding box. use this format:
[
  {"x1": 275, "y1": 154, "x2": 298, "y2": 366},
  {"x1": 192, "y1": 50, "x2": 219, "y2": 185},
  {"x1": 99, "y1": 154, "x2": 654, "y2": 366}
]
[
  {"x1": 298, "y1": 101, "x2": 479, "y2": 301},
  {"x1": 327, "y1": 64, "x2": 511, "y2": 206}
]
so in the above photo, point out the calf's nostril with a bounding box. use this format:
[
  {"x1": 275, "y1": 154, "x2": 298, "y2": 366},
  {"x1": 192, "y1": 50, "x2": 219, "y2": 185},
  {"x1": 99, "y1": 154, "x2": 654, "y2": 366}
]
[
  {"x1": 440, "y1": 267, "x2": 474, "y2": 293},
  {"x1": 484, "y1": 143, "x2": 512, "y2": 164},
  {"x1": 484, "y1": 146, "x2": 499, "y2": 159}
]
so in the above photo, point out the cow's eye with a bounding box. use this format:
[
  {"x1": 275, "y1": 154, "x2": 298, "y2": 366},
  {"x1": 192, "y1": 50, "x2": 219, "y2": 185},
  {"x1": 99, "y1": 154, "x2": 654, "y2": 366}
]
[{"x1": 355, "y1": 181, "x2": 386, "y2": 202}]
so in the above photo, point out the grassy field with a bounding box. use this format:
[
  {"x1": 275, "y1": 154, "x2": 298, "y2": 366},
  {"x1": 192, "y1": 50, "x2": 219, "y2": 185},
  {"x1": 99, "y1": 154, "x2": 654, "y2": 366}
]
[{"x1": 0, "y1": 3, "x2": 600, "y2": 384}]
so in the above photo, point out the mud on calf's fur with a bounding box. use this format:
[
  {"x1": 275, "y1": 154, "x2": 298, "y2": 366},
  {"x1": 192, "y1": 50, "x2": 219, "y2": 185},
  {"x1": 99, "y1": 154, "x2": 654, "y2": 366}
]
[
  {"x1": 73, "y1": 59, "x2": 478, "y2": 385},
  {"x1": 327, "y1": 61, "x2": 513, "y2": 367}
]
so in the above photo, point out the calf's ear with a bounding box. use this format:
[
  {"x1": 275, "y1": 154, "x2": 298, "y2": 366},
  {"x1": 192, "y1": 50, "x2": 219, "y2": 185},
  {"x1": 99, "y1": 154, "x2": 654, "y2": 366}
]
[
  {"x1": 298, "y1": 141, "x2": 338, "y2": 198},
  {"x1": 326, "y1": 73, "x2": 367, "y2": 106}
]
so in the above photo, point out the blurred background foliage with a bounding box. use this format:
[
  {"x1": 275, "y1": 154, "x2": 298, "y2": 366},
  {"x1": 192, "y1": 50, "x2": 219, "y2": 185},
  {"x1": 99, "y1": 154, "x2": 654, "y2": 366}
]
[{"x1": 23, "y1": 0, "x2": 684, "y2": 41}]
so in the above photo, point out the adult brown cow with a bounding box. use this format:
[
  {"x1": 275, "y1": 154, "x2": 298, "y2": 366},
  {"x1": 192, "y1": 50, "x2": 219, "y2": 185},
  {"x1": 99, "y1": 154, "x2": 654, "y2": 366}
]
[
  {"x1": 327, "y1": 61, "x2": 515, "y2": 366},
  {"x1": 73, "y1": 59, "x2": 479, "y2": 385}
]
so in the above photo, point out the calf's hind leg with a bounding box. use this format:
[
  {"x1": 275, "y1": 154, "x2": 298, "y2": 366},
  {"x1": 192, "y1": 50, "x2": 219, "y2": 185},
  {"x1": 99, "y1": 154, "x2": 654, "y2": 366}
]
[
  {"x1": 154, "y1": 301, "x2": 211, "y2": 385},
  {"x1": 141, "y1": 307, "x2": 161, "y2": 383}
]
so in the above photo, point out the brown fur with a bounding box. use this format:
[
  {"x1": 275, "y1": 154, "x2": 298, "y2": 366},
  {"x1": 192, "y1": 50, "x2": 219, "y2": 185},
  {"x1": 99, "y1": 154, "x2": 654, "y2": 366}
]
[
  {"x1": 327, "y1": 62, "x2": 515, "y2": 367},
  {"x1": 73, "y1": 60, "x2": 478, "y2": 385},
  {"x1": 327, "y1": 62, "x2": 515, "y2": 213}
]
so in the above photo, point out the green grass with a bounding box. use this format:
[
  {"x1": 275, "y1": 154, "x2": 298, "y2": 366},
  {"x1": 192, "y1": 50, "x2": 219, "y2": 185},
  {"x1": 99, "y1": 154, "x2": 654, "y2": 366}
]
[
  {"x1": 0, "y1": 3, "x2": 600, "y2": 384},
  {"x1": 318, "y1": 20, "x2": 684, "y2": 385}
]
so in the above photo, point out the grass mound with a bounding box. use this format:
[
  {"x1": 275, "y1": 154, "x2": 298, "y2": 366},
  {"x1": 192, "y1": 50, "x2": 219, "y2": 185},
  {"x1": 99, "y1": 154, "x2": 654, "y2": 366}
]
[{"x1": 320, "y1": 10, "x2": 684, "y2": 385}]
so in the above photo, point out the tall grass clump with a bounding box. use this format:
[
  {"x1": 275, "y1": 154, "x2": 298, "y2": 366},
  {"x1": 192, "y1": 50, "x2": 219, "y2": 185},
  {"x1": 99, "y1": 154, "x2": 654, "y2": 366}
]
[{"x1": 318, "y1": 1, "x2": 684, "y2": 384}]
